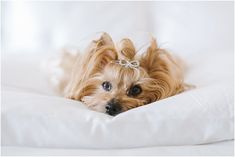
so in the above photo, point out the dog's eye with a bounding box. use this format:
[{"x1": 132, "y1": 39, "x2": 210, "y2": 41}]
[
  {"x1": 128, "y1": 85, "x2": 142, "y2": 96},
  {"x1": 102, "y1": 81, "x2": 112, "y2": 91}
]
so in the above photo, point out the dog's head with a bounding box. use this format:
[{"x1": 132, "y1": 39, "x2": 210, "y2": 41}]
[{"x1": 64, "y1": 33, "x2": 185, "y2": 116}]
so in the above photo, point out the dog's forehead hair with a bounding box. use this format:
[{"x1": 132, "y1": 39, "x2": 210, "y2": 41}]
[{"x1": 102, "y1": 63, "x2": 143, "y2": 88}]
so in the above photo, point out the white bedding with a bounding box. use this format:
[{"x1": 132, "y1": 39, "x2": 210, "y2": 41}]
[
  {"x1": 2, "y1": 51, "x2": 233, "y2": 149},
  {"x1": 2, "y1": 140, "x2": 234, "y2": 156},
  {"x1": 2, "y1": 1, "x2": 234, "y2": 155}
]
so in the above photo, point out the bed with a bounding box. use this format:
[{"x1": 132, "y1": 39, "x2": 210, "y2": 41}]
[
  {"x1": 2, "y1": 140, "x2": 234, "y2": 156},
  {"x1": 2, "y1": 1, "x2": 234, "y2": 156},
  {"x1": 2, "y1": 50, "x2": 234, "y2": 155}
]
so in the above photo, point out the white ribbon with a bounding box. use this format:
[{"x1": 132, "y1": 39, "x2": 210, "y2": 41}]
[{"x1": 115, "y1": 60, "x2": 140, "y2": 69}]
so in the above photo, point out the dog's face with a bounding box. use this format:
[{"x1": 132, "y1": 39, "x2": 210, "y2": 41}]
[
  {"x1": 82, "y1": 62, "x2": 158, "y2": 115},
  {"x1": 64, "y1": 33, "x2": 185, "y2": 116}
]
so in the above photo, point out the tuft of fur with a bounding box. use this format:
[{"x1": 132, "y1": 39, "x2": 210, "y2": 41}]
[{"x1": 49, "y1": 32, "x2": 190, "y2": 114}]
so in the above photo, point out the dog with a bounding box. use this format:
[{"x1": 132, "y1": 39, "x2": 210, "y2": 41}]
[{"x1": 47, "y1": 32, "x2": 189, "y2": 116}]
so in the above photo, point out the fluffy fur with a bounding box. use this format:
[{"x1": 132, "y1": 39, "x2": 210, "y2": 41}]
[{"x1": 49, "y1": 33, "x2": 189, "y2": 115}]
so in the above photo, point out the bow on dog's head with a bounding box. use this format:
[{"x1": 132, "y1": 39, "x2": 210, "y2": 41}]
[
  {"x1": 115, "y1": 60, "x2": 140, "y2": 69},
  {"x1": 64, "y1": 33, "x2": 186, "y2": 116}
]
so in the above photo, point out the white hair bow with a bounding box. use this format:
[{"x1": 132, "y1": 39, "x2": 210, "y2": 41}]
[{"x1": 116, "y1": 60, "x2": 140, "y2": 69}]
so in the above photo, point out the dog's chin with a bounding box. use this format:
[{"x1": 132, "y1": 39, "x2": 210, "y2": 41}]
[
  {"x1": 82, "y1": 96, "x2": 107, "y2": 113},
  {"x1": 87, "y1": 104, "x2": 106, "y2": 113}
]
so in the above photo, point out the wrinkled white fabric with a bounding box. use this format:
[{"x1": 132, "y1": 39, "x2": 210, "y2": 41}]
[
  {"x1": 2, "y1": 140, "x2": 234, "y2": 156},
  {"x1": 2, "y1": 51, "x2": 233, "y2": 148},
  {"x1": 2, "y1": 1, "x2": 233, "y2": 149}
]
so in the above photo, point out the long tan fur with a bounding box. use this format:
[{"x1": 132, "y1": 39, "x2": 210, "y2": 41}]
[{"x1": 52, "y1": 32, "x2": 189, "y2": 114}]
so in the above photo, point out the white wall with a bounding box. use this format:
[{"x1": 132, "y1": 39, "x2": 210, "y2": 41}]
[
  {"x1": 149, "y1": 2, "x2": 234, "y2": 56},
  {"x1": 2, "y1": 1, "x2": 233, "y2": 56}
]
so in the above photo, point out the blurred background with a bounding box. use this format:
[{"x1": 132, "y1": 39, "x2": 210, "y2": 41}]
[{"x1": 2, "y1": 1, "x2": 233, "y2": 56}]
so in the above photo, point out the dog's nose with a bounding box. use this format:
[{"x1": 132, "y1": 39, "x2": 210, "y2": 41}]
[{"x1": 105, "y1": 99, "x2": 122, "y2": 116}]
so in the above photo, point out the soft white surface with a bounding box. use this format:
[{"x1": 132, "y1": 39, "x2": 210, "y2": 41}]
[
  {"x1": 2, "y1": 140, "x2": 234, "y2": 156},
  {"x1": 2, "y1": 1, "x2": 234, "y2": 153},
  {"x1": 2, "y1": 51, "x2": 233, "y2": 149}
]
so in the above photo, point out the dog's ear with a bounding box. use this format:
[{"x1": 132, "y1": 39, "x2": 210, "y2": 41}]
[
  {"x1": 139, "y1": 38, "x2": 159, "y2": 77},
  {"x1": 86, "y1": 32, "x2": 117, "y2": 71},
  {"x1": 64, "y1": 33, "x2": 117, "y2": 100},
  {"x1": 140, "y1": 39, "x2": 187, "y2": 97},
  {"x1": 117, "y1": 38, "x2": 136, "y2": 60},
  {"x1": 90, "y1": 32, "x2": 114, "y2": 50},
  {"x1": 140, "y1": 38, "x2": 174, "y2": 78},
  {"x1": 76, "y1": 32, "x2": 117, "y2": 77}
]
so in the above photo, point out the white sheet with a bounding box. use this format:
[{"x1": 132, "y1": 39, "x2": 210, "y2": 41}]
[
  {"x1": 2, "y1": 51, "x2": 233, "y2": 149},
  {"x1": 2, "y1": 1, "x2": 234, "y2": 154},
  {"x1": 2, "y1": 140, "x2": 234, "y2": 156}
]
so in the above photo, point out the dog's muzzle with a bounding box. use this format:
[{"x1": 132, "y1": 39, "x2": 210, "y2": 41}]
[{"x1": 105, "y1": 98, "x2": 122, "y2": 116}]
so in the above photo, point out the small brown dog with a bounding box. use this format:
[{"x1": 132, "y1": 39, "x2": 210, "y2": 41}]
[{"x1": 49, "y1": 33, "x2": 188, "y2": 116}]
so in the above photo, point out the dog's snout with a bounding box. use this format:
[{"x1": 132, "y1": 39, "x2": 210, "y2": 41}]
[{"x1": 105, "y1": 99, "x2": 122, "y2": 116}]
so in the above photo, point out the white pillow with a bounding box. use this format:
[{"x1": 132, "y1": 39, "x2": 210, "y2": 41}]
[{"x1": 2, "y1": 51, "x2": 233, "y2": 148}]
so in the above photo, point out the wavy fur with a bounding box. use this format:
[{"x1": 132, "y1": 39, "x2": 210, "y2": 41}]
[{"x1": 51, "y1": 32, "x2": 189, "y2": 114}]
